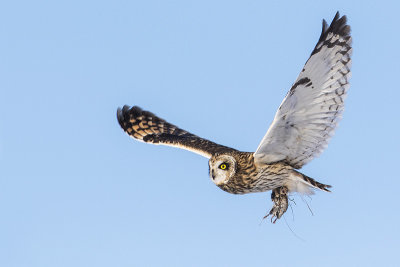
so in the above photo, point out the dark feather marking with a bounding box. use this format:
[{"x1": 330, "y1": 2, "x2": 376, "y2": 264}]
[
  {"x1": 289, "y1": 77, "x2": 311, "y2": 96},
  {"x1": 310, "y1": 12, "x2": 351, "y2": 58}
]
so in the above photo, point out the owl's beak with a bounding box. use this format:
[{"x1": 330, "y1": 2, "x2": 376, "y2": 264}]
[{"x1": 211, "y1": 169, "x2": 215, "y2": 180}]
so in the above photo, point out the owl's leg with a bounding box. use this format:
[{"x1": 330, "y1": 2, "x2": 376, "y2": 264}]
[{"x1": 264, "y1": 186, "x2": 288, "y2": 223}]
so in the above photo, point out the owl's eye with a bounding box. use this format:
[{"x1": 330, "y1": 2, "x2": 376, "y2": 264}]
[{"x1": 219, "y1": 163, "x2": 229, "y2": 170}]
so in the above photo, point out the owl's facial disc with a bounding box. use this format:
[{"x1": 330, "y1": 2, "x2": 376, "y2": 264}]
[{"x1": 209, "y1": 155, "x2": 236, "y2": 185}]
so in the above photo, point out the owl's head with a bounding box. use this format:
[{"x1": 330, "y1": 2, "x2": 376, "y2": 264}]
[{"x1": 209, "y1": 154, "x2": 237, "y2": 185}]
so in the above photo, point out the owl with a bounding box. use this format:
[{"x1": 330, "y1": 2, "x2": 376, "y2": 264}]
[{"x1": 117, "y1": 12, "x2": 352, "y2": 223}]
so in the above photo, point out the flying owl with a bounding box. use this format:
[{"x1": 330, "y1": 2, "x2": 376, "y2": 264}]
[{"x1": 117, "y1": 12, "x2": 352, "y2": 223}]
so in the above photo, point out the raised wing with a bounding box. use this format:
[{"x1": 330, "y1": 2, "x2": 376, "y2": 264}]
[
  {"x1": 254, "y1": 12, "x2": 352, "y2": 169},
  {"x1": 117, "y1": 105, "x2": 236, "y2": 158}
]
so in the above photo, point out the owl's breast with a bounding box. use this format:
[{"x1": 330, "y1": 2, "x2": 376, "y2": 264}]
[{"x1": 217, "y1": 163, "x2": 291, "y2": 194}]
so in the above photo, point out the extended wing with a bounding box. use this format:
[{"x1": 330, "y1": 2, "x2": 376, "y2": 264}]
[
  {"x1": 117, "y1": 105, "x2": 236, "y2": 158},
  {"x1": 254, "y1": 12, "x2": 352, "y2": 169}
]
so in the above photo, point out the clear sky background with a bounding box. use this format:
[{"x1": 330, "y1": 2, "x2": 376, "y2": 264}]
[{"x1": 1, "y1": 0, "x2": 399, "y2": 266}]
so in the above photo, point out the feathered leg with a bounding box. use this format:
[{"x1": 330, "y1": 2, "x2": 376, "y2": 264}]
[{"x1": 265, "y1": 186, "x2": 288, "y2": 223}]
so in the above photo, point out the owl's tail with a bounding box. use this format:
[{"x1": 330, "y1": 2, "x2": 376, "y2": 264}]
[{"x1": 288, "y1": 171, "x2": 331, "y2": 194}]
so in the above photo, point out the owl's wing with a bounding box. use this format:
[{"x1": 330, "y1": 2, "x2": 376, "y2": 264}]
[
  {"x1": 117, "y1": 105, "x2": 236, "y2": 159},
  {"x1": 254, "y1": 12, "x2": 352, "y2": 169}
]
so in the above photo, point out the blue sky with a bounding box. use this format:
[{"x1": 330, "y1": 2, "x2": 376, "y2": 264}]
[{"x1": 1, "y1": 0, "x2": 399, "y2": 266}]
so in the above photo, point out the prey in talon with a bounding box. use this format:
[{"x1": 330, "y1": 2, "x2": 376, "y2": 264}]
[
  {"x1": 117, "y1": 12, "x2": 351, "y2": 222},
  {"x1": 265, "y1": 187, "x2": 289, "y2": 223}
]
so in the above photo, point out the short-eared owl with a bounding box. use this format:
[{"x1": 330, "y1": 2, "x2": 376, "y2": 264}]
[{"x1": 117, "y1": 12, "x2": 351, "y2": 222}]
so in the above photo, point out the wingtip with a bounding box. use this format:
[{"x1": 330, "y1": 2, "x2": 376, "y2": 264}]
[
  {"x1": 117, "y1": 105, "x2": 128, "y2": 127},
  {"x1": 117, "y1": 107, "x2": 123, "y2": 125},
  {"x1": 117, "y1": 105, "x2": 146, "y2": 127},
  {"x1": 330, "y1": 11, "x2": 350, "y2": 37},
  {"x1": 313, "y1": 11, "x2": 351, "y2": 57},
  {"x1": 334, "y1": 11, "x2": 340, "y2": 20},
  {"x1": 321, "y1": 12, "x2": 350, "y2": 36},
  {"x1": 321, "y1": 19, "x2": 328, "y2": 33}
]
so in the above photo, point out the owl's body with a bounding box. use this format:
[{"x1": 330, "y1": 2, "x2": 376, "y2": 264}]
[
  {"x1": 210, "y1": 152, "x2": 287, "y2": 194},
  {"x1": 210, "y1": 152, "x2": 328, "y2": 195},
  {"x1": 117, "y1": 12, "x2": 351, "y2": 222}
]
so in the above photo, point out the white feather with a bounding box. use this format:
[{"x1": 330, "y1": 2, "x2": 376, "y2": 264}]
[{"x1": 254, "y1": 28, "x2": 352, "y2": 169}]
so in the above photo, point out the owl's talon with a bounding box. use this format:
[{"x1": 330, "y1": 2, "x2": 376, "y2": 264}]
[{"x1": 264, "y1": 186, "x2": 288, "y2": 223}]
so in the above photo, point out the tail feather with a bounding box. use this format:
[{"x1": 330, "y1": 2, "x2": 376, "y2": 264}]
[
  {"x1": 288, "y1": 171, "x2": 331, "y2": 194},
  {"x1": 300, "y1": 173, "x2": 331, "y2": 192}
]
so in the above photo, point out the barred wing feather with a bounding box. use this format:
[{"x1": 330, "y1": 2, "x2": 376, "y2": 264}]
[
  {"x1": 117, "y1": 105, "x2": 236, "y2": 159},
  {"x1": 254, "y1": 12, "x2": 352, "y2": 169}
]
